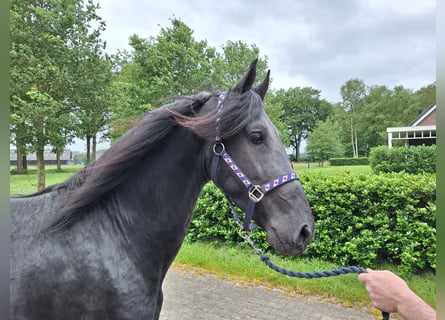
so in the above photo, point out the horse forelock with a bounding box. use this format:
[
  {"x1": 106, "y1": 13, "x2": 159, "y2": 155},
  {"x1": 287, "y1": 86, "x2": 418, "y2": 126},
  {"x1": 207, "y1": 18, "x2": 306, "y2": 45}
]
[{"x1": 172, "y1": 89, "x2": 264, "y2": 141}]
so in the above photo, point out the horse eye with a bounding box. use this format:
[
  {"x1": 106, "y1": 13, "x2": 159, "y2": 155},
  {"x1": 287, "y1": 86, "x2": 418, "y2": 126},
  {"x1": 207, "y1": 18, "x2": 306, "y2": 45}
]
[{"x1": 250, "y1": 132, "x2": 263, "y2": 144}]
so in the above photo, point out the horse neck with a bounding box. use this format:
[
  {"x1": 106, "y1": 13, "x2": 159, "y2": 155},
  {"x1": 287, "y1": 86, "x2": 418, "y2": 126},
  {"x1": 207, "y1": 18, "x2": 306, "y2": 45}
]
[{"x1": 106, "y1": 127, "x2": 210, "y2": 271}]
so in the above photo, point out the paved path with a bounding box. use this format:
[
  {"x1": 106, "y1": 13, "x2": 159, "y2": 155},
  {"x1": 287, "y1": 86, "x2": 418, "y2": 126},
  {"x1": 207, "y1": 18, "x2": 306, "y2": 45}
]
[{"x1": 160, "y1": 267, "x2": 378, "y2": 320}]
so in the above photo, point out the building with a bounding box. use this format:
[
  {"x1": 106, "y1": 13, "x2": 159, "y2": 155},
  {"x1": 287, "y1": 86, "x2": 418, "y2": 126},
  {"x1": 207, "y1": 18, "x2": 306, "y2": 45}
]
[
  {"x1": 386, "y1": 102, "x2": 436, "y2": 148},
  {"x1": 10, "y1": 149, "x2": 73, "y2": 166}
]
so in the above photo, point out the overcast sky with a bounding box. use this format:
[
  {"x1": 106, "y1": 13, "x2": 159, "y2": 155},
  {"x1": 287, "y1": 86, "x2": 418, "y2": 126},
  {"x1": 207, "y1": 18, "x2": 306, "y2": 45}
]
[{"x1": 71, "y1": 0, "x2": 436, "y2": 151}]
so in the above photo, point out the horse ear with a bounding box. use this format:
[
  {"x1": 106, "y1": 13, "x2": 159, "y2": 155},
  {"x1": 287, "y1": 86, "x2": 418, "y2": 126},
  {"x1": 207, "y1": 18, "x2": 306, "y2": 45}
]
[
  {"x1": 254, "y1": 70, "x2": 270, "y2": 100},
  {"x1": 232, "y1": 59, "x2": 257, "y2": 94}
]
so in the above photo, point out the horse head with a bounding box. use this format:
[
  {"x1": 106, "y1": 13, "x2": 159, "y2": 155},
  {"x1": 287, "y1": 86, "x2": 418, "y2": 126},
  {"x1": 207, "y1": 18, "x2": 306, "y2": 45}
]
[{"x1": 203, "y1": 60, "x2": 315, "y2": 256}]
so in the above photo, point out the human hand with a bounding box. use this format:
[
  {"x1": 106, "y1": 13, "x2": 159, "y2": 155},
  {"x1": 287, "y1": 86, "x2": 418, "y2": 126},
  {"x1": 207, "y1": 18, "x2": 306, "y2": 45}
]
[
  {"x1": 358, "y1": 269, "x2": 435, "y2": 320},
  {"x1": 358, "y1": 269, "x2": 413, "y2": 313}
]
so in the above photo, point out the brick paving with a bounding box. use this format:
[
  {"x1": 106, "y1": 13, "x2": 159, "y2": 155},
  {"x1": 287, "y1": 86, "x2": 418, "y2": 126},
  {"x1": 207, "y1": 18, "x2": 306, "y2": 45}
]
[{"x1": 160, "y1": 267, "x2": 378, "y2": 320}]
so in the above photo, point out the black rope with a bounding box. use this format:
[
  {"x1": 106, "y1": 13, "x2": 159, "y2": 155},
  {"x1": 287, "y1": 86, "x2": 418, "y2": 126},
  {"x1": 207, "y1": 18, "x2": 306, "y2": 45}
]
[
  {"x1": 259, "y1": 254, "x2": 390, "y2": 320},
  {"x1": 260, "y1": 255, "x2": 366, "y2": 278},
  {"x1": 223, "y1": 196, "x2": 390, "y2": 319}
]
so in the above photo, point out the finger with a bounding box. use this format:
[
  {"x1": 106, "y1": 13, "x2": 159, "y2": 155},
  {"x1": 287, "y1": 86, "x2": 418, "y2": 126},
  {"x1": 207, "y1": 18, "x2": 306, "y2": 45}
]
[{"x1": 358, "y1": 273, "x2": 367, "y2": 282}]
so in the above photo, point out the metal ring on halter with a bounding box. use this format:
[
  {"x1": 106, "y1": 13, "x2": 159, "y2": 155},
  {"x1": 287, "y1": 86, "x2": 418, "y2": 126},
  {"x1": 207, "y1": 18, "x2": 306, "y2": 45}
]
[
  {"x1": 213, "y1": 142, "x2": 225, "y2": 155},
  {"x1": 248, "y1": 185, "x2": 264, "y2": 202}
]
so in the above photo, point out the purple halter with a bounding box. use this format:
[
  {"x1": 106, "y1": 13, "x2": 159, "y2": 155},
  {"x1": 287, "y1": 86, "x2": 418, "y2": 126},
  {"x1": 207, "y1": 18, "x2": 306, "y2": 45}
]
[{"x1": 210, "y1": 92, "x2": 299, "y2": 231}]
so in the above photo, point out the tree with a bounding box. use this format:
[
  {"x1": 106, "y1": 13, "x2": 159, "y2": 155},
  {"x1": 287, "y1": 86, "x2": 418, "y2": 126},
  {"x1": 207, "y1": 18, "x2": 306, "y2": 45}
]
[
  {"x1": 214, "y1": 40, "x2": 268, "y2": 89},
  {"x1": 340, "y1": 78, "x2": 366, "y2": 158},
  {"x1": 306, "y1": 120, "x2": 343, "y2": 166},
  {"x1": 264, "y1": 94, "x2": 290, "y2": 146},
  {"x1": 334, "y1": 81, "x2": 435, "y2": 156},
  {"x1": 108, "y1": 18, "x2": 270, "y2": 140},
  {"x1": 72, "y1": 51, "x2": 112, "y2": 163},
  {"x1": 10, "y1": 0, "x2": 106, "y2": 189},
  {"x1": 107, "y1": 18, "x2": 218, "y2": 139},
  {"x1": 271, "y1": 87, "x2": 332, "y2": 162},
  {"x1": 129, "y1": 18, "x2": 218, "y2": 102},
  {"x1": 413, "y1": 82, "x2": 436, "y2": 111}
]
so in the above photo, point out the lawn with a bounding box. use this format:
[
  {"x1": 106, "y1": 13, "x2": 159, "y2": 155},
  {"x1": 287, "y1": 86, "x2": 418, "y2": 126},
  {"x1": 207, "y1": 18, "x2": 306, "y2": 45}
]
[{"x1": 293, "y1": 162, "x2": 373, "y2": 175}]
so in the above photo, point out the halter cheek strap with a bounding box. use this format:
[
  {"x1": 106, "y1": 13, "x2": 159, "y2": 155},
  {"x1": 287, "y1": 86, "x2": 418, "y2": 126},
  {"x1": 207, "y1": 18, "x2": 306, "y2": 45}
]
[{"x1": 210, "y1": 93, "x2": 299, "y2": 231}]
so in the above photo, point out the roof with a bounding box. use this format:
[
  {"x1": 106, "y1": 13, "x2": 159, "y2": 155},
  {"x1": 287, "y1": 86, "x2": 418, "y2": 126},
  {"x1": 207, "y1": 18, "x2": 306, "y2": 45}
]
[{"x1": 409, "y1": 102, "x2": 436, "y2": 127}]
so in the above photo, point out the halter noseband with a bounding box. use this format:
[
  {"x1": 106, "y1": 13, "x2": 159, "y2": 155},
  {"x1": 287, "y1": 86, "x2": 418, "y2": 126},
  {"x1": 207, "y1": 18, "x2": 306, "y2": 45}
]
[{"x1": 210, "y1": 92, "x2": 299, "y2": 231}]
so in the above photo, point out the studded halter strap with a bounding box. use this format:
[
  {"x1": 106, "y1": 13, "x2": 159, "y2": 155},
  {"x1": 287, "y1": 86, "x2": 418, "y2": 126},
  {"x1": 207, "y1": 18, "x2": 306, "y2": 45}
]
[{"x1": 210, "y1": 92, "x2": 299, "y2": 231}]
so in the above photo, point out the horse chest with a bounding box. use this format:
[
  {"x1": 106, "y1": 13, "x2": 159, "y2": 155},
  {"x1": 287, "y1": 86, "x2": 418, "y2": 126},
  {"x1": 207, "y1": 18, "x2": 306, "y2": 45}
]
[{"x1": 11, "y1": 227, "x2": 163, "y2": 319}]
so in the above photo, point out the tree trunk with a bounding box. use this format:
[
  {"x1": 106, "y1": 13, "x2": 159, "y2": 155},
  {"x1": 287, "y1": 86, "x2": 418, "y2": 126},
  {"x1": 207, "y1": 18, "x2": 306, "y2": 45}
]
[
  {"x1": 92, "y1": 134, "x2": 97, "y2": 162},
  {"x1": 56, "y1": 153, "x2": 61, "y2": 171},
  {"x1": 294, "y1": 136, "x2": 301, "y2": 162},
  {"x1": 16, "y1": 148, "x2": 24, "y2": 174},
  {"x1": 15, "y1": 126, "x2": 27, "y2": 173},
  {"x1": 295, "y1": 141, "x2": 301, "y2": 162},
  {"x1": 86, "y1": 135, "x2": 91, "y2": 164},
  {"x1": 354, "y1": 129, "x2": 358, "y2": 158},
  {"x1": 36, "y1": 149, "x2": 45, "y2": 191},
  {"x1": 23, "y1": 155, "x2": 28, "y2": 171},
  {"x1": 350, "y1": 118, "x2": 354, "y2": 157},
  {"x1": 351, "y1": 117, "x2": 358, "y2": 158}
]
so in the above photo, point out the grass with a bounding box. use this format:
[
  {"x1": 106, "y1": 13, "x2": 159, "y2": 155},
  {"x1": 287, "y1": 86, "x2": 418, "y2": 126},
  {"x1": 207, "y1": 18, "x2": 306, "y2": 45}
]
[
  {"x1": 9, "y1": 163, "x2": 435, "y2": 314},
  {"x1": 293, "y1": 162, "x2": 373, "y2": 175}
]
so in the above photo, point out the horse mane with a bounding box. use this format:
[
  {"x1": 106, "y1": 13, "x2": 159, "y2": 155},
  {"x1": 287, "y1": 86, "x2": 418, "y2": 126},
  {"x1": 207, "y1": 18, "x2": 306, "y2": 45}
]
[{"x1": 44, "y1": 89, "x2": 263, "y2": 232}]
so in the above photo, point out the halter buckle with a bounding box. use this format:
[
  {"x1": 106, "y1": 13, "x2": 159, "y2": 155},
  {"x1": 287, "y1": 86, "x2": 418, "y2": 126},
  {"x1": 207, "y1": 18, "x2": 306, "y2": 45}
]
[{"x1": 249, "y1": 185, "x2": 264, "y2": 202}]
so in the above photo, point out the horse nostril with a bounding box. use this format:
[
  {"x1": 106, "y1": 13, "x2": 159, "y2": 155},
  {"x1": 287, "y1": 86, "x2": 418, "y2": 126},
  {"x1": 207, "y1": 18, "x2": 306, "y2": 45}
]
[{"x1": 298, "y1": 224, "x2": 312, "y2": 245}]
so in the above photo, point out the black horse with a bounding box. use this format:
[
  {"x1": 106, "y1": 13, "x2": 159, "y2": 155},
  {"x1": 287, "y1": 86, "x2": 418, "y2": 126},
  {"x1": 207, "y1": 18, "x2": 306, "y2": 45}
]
[{"x1": 10, "y1": 60, "x2": 314, "y2": 319}]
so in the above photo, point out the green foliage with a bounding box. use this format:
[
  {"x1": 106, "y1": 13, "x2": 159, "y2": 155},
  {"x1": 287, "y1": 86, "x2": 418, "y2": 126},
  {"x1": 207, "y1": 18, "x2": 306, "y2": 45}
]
[
  {"x1": 216, "y1": 40, "x2": 269, "y2": 89},
  {"x1": 188, "y1": 173, "x2": 436, "y2": 275},
  {"x1": 340, "y1": 78, "x2": 366, "y2": 158},
  {"x1": 329, "y1": 157, "x2": 369, "y2": 166},
  {"x1": 270, "y1": 87, "x2": 333, "y2": 162},
  {"x1": 301, "y1": 172, "x2": 436, "y2": 274},
  {"x1": 333, "y1": 80, "x2": 436, "y2": 157},
  {"x1": 264, "y1": 95, "x2": 290, "y2": 146},
  {"x1": 369, "y1": 145, "x2": 436, "y2": 174},
  {"x1": 10, "y1": 0, "x2": 109, "y2": 181},
  {"x1": 306, "y1": 120, "x2": 343, "y2": 164},
  {"x1": 108, "y1": 18, "x2": 270, "y2": 139}
]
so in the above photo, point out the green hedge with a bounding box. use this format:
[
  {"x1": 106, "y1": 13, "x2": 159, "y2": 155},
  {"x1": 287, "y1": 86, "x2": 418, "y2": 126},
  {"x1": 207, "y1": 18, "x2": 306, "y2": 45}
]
[
  {"x1": 301, "y1": 172, "x2": 436, "y2": 274},
  {"x1": 187, "y1": 172, "x2": 436, "y2": 274},
  {"x1": 329, "y1": 157, "x2": 369, "y2": 166},
  {"x1": 369, "y1": 145, "x2": 436, "y2": 174}
]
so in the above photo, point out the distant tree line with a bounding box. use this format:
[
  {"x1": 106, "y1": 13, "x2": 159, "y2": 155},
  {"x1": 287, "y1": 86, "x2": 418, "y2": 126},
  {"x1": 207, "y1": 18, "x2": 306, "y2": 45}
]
[
  {"x1": 10, "y1": 0, "x2": 435, "y2": 190},
  {"x1": 305, "y1": 80, "x2": 435, "y2": 164}
]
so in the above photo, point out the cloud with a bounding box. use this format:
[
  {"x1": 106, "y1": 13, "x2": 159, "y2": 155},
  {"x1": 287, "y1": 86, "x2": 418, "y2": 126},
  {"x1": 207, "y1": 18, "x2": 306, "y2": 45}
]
[{"x1": 97, "y1": 0, "x2": 435, "y2": 102}]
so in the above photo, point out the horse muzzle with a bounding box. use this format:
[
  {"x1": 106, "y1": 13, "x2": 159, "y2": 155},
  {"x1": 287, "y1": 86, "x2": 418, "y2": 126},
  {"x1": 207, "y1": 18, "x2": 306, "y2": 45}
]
[{"x1": 266, "y1": 223, "x2": 314, "y2": 256}]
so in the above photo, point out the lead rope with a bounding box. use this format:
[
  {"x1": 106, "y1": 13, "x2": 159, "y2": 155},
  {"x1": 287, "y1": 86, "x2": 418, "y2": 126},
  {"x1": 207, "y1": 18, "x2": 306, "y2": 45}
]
[{"x1": 227, "y1": 199, "x2": 390, "y2": 320}]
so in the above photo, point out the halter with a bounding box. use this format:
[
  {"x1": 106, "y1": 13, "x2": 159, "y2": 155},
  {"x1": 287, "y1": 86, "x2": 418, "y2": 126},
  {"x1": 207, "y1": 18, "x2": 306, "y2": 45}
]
[{"x1": 210, "y1": 92, "x2": 299, "y2": 231}]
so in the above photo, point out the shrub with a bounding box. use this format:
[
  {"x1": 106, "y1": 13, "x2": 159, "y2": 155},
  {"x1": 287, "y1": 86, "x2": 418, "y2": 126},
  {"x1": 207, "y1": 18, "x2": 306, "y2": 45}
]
[
  {"x1": 300, "y1": 172, "x2": 436, "y2": 274},
  {"x1": 329, "y1": 157, "x2": 369, "y2": 166},
  {"x1": 188, "y1": 172, "x2": 436, "y2": 274},
  {"x1": 369, "y1": 145, "x2": 436, "y2": 174}
]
